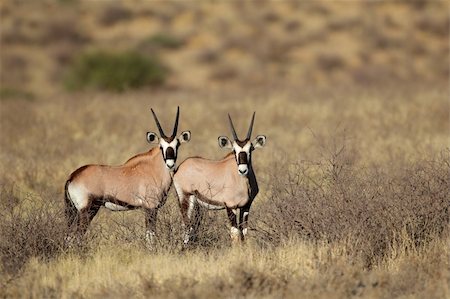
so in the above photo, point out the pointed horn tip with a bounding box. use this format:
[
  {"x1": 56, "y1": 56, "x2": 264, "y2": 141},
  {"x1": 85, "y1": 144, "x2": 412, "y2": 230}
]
[
  {"x1": 172, "y1": 106, "x2": 180, "y2": 137},
  {"x1": 246, "y1": 112, "x2": 256, "y2": 139}
]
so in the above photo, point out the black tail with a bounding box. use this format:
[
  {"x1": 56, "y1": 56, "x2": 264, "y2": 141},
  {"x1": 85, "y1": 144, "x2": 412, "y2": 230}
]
[{"x1": 64, "y1": 180, "x2": 78, "y2": 229}]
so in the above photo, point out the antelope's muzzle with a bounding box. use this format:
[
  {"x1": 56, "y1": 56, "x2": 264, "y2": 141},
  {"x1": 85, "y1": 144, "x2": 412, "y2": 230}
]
[
  {"x1": 165, "y1": 147, "x2": 176, "y2": 170},
  {"x1": 237, "y1": 152, "x2": 248, "y2": 176}
]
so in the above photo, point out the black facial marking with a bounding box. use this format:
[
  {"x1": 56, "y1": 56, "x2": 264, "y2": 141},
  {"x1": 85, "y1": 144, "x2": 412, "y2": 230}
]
[
  {"x1": 163, "y1": 136, "x2": 175, "y2": 143},
  {"x1": 238, "y1": 152, "x2": 248, "y2": 165},
  {"x1": 166, "y1": 147, "x2": 175, "y2": 160},
  {"x1": 236, "y1": 139, "x2": 248, "y2": 147}
]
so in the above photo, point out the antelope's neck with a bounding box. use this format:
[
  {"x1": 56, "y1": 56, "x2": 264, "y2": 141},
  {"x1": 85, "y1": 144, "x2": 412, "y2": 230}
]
[{"x1": 151, "y1": 147, "x2": 171, "y2": 173}]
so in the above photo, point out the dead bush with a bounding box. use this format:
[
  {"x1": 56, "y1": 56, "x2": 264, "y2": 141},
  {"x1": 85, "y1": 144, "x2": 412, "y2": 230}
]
[
  {"x1": 104, "y1": 197, "x2": 231, "y2": 252},
  {"x1": 0, "y1": 189, "x2": 67, "y2": 275},
  {"x1": 254, "y1": 144, "x2": 449, "y2": 266},
  {"x1": 98, "y1": 5, "x2": 132, "y2": 26}
]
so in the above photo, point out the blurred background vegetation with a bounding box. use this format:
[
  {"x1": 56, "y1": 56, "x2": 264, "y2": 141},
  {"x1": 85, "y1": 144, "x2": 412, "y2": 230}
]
[{"x1": 0, "y1": 1, "x2": 448, "y2": 95}]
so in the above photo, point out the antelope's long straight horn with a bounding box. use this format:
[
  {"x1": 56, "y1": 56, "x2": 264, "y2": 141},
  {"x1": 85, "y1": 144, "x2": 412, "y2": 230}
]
[
  {"x1": 172, "y1": 106, "x2": 180, "y2": 138},
  {"x1": 228, "y1": 113, "x2": 238, "y2": 140},
  {"x1": 151, "y1": 108, "x2": 166, "y2": 138},
  {"x1": 246, "y1": 112, "x2": 256, "y2": 140}
]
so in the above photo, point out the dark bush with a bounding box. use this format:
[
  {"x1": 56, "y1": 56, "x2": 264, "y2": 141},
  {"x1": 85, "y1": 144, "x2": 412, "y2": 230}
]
[
  {"x1": 143, "y1": 33, "x2": 184, "y2": 49},
  {"x1": 64, "y1": 51, "x2": 168, "y2": 92},
  {"x1": 99, "y1": 5, "x2": 132, "y2": 26},
  {"x1": 0, "y1": 88, "x2": 34, "y2": 101}
]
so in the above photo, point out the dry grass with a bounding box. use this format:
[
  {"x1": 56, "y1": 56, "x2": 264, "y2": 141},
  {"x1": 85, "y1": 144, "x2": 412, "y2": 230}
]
[
  {"x1": 2, "y1": 234, "x2": 449, "y2": 298},
  {"x1": 0, "y1": 82, "x2": 449, "y2": 298}
]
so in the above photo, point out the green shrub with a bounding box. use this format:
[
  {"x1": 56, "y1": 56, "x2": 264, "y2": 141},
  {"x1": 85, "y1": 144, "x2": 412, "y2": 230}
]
[
  {"x1": 143, "y1": 33, "x2": 184, "y2": 49},
  {"x1": 0, "y1": 87, "x2": 34, "y2": 101},
  {"x1": 65, "y1": 51, "x2": 168, "y2": 92}
]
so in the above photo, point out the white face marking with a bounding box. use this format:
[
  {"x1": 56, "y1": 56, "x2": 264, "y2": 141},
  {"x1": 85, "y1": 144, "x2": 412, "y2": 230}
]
[
  {"x1": 233, "y1": 141, "x2": 252, "y2": 176},
  {"x1": 67, "y1": 182, "x2": 89, "y2": 211},
  {"x1": 166, "y1": 159, "x2": 175, "y2": 168},
  {"x1": 160, "y1": 139, "x2": 179, "y2": 169},
  {"x1": 238, "y1": 165, "x2": 248, "y2": 175}
]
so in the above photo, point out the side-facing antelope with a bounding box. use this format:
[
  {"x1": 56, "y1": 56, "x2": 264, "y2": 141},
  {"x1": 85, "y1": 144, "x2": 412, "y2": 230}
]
[
  {"x1": 64, "y1": 107, "x2": 191, "y2": 246},
  {"x1": 174, "y1": 112, "x2": 266, "y2": 245}
]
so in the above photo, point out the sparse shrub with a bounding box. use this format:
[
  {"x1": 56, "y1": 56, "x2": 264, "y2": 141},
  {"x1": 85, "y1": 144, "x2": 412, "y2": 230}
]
[
  {"x1": 107, "y1": 199, "x2": 230, "y2": 252},
  {"x1": 415, "y1": 14, "x2": 449, "y2": 36},
  {"x1": 0, "y1": 189, "x2": 67, "y2": 275},
  {"x1": 0, "y1": 88, "x2": 34, "y2": 101},
  {"x1": 196, "y1": 48, "x2": 220, "y2": 64},
  {"x1": 253, "y1": 143, "x2": 450, "y2": 266},
  {"x1": 99, "y1": 5, "x2": 132, "y2": 26},
  {"x1": 142, "y1": 33, "x2": 184, "y2": 49},
  {"x1": 43, "y1": 17, "x2": 90, "y2": 44},
  {"x1": 316, "y1": 53, "x2": 345, "y2": 71},
  {"x1": 209, "y1": 64, "x2": 238, "y2": 81},
  {"x1": 64, "y1": 51, "x2": 168, "y2": 92}
]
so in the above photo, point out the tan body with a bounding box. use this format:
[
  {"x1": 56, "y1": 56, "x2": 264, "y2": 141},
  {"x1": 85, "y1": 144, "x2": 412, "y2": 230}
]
[
  {"x1": 67, "y1": 148, "x2": 172, "y2": 212},
  {"x1": 174, "y1": 153, "x2": 258, "y2": 209}
]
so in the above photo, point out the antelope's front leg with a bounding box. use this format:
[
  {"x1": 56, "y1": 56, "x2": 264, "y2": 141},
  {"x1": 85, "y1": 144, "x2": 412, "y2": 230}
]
[
  {"x1": 239, "y1": 206, "x2": 250, "y2": 241},
  {"x1": 145, "y1": 208, "x2": 158, "y2": 249},
  {"x1": 227, "y1": 208, "x2": 243, "y2": 244},
  {"x1": 180, "y1": 195, "x2": 197, "y2": 247}
]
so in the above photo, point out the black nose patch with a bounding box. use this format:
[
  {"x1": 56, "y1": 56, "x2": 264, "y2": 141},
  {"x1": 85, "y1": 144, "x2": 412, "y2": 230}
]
[
  {"x1": 165, "y1": 147, "x2": 175, "y2": 160},
  {"x1": 238, "y1": 152, "x2": 248, "y2": 165}
]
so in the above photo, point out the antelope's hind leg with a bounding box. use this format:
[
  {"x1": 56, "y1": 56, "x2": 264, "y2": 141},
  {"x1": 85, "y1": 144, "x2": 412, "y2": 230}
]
[
  {"x1": 67, "y1": 202, "x2": 100, "y2": 248},
  {"x1": 180, "y1": 194, "x2": 198, "y2": 247}
]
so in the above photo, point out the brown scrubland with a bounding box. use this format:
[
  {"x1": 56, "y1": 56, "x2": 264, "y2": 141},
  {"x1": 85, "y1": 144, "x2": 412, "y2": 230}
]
[{"x1": 0, "y1": 1, "x2": 449, "y2": 298}]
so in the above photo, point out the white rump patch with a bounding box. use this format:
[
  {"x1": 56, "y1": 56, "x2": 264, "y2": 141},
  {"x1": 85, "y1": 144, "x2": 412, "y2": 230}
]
[
  {"x1": 67, "y1": 182, "x2": 89, "y2": 211},
  {"x1": 105, "y1": 202, "x2": 129, "y2": 211}
]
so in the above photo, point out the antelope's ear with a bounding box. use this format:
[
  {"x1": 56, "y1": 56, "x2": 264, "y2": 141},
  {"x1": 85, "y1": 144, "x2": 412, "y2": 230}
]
[
  {"x1": 146, "y1": 132, "x2": 159, "y2": 144},
  {"x1": 252, "y1": 135, "x2": 266, "y2": 149},
  {"x1": 179, "y1": 131, "x2": 191, "y2": 143},
  {"x1": 218, "y1": 136, "x2": 232, "y2": 149}
]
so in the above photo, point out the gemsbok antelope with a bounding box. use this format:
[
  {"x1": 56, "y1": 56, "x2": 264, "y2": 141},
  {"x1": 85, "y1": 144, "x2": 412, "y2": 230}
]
[
  {"x1": 64, "y1": 107, "x2": 191, "y2": 247},
  {"x1": 174, "y1": 112, "x2": 266, "y2": 245}
]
